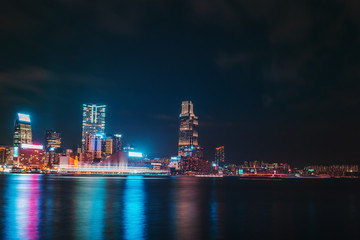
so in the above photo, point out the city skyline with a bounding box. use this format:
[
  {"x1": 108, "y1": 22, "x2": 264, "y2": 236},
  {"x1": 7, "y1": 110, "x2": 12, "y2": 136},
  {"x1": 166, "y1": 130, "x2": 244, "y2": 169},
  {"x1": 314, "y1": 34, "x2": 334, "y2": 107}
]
[
  {"x1": 0, "y1": 97, "x2": 359, "y2": 168},
  {"x1": 2, "y1": 1, "x2": 360, "y2": 167},
  {"x1": 1, "y1": 1, "x2": 360, "y2": 240},
  {"x1": 4, "y1": 102, "x2": 213, "y2": 160}
]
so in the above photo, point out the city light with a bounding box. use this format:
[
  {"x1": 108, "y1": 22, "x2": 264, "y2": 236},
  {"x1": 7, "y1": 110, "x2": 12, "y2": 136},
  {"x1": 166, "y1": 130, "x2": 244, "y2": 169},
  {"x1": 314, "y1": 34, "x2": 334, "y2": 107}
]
[
  {"x1": 18, "y1": 113, "x2": 31, "y2": 122},
  {"x1": 21, "y1": 144, "x2": 43, "y2": 150},
  {"x1": 13, "y1": 147, "x2": 18, "y2": 157},
  {"x1": 128, "y1": 152, "x2": 143, "y2": 158}
]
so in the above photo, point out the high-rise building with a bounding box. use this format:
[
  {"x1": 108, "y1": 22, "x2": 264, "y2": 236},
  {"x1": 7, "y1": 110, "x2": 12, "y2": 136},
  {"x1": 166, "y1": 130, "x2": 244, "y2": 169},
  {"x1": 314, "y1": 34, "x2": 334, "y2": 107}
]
[
  {"x1": 45, "y1": 130, "x2": 61, "y2": 151},
  {"x1": 178, "y1": 101, "x2": 199, "y2": 156},
  {"x1": 112, "y1": 134, "x2": 122, "y2": 153},
  {"x1": 0, "y1": 146, "x2": 13, "y2": 165},
  {"x1": 81, "y1": 104, "x2": 106, "y2": 152},
  {"x1": 13, "y1": 113, "x2": 32, "y2": 148},
  {"x1": 215, "y1": 146, "x2": 225, "y2": 167},
  {"x1": 100, "y1": 134, "x2": 122, "y2": 158},
  {"x1": 102, "y1": 135, "x2": 113, "y2": 158}
]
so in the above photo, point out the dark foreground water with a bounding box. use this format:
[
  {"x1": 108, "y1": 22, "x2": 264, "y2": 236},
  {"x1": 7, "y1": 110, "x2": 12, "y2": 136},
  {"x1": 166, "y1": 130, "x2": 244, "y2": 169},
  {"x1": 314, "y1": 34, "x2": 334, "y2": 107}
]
[{"x1": 0, "y1": 174, "x2": 359, "y2": 240}]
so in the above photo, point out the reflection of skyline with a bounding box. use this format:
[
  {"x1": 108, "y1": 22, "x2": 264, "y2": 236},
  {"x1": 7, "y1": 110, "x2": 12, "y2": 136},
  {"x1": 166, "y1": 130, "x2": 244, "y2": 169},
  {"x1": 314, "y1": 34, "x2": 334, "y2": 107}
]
[
  {"x1": 0, "y1": 175, "x2": 357, "y2": 240},
  {"x1": 210, "y1": 180, "x2": 219, "y2": 240},
  {"x1": 0, "y1": 175, "x2": 224, "y2": 240},
  {"x1": 104, "y1": 178, "x2": 124, "y2": 239},
  {"x1": 175, "y1": 177, "x2": 203, "y2": 240},
  {"x1": 4, "y1": 174, "x2": 42, "y2": 240},
  {"x1": 74, "y1": 177, "x2": 106, "y2": 240},
  {"x1": 123, "y1": 176, "x2": 146, "y2": 240}
]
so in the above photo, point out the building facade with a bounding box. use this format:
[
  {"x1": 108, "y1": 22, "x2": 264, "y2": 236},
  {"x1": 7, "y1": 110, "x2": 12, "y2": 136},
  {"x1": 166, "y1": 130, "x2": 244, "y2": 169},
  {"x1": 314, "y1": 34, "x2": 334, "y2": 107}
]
[
  {"x1": 0, "y1": 146, "x2": 13, "y2": 165},
  {"x1": 87, "y1": 134, "x2": 102, "y2": 159},
  {"x1": 17, "y1": 144, "x2": 46, "y2": 168},
  {"x1": 178, "y1": 101, "x2": 199, "y2": 157},
  {"x1": 13, "y1": 113, "x2": 32, "y2": 148},
  {"x1": 112, "y1": 134, "x2": 122, "y2": 153},
  {"x1": 215, "y1": 146, "x2": 225, "y2": 167},
  {"x1": 45, "y1": 130, "x2": 61, "y2": 151},
  {"x1": 180, "y1": 156, "x2": 210, "y2": 175},
  {"x1": 81, "y1": 104, "x2": 106, "y2": 152},
  {"x1": 102, "y1": 135, "x2": 113, "y2": 158}
]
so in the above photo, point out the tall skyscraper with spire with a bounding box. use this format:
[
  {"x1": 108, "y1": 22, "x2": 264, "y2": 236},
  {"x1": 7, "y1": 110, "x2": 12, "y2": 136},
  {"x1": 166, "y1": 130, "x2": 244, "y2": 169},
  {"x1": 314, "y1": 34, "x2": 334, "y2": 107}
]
[
  {"x1": 81, "y1": 104, "x2": 106, "y2": 153},
  {"x1": 178, "y1": 101, "x2": 199, "y2": 156}
]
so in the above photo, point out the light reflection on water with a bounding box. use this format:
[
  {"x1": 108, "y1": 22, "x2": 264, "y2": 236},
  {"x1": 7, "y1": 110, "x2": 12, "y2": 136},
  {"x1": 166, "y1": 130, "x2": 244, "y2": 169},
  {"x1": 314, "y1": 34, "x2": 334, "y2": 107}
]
[
  {"x1": 75, "y1": 177, "x2": 106, "y2": 240},
  {"x1": 123, "y1": 176, "x2": 145, "y2": 240},
  {"x1": 0, "y1": 175, "x2": 359, "y2": 240},
  {"x1": 175, "y1": 177, "x2": 201, "y2": 240},
  {"x1": 4, "y1": 174, "x2": 41, "y2": 240}
]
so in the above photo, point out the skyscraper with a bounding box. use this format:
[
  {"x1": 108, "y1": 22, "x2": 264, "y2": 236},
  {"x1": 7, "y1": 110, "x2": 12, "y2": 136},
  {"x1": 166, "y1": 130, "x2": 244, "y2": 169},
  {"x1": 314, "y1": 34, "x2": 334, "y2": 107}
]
[
  {"x1": 101, "y1": 135, "x2": 113, "y2": 157},
  {"x1": 112, "y1": 134, "x2": 122, "y2": 153},
  {"x1": 215, "y1": 146, "x2": 225, "y2": 167},
  {"x1": 45, "y1": 130, "x2": 61, "y2": 151},
  {"x1": 81, "y1": 104, "x2": 106, "y2": 152},
  {"x1": 101, "y1": 134, "x2": 122, "y2": 158},
  {"x1": 13, "y1": 113, "x2": 32, "y2": 148},
  {"x1": 178, "y1": 101, "x2": 199, "y2": 156}
]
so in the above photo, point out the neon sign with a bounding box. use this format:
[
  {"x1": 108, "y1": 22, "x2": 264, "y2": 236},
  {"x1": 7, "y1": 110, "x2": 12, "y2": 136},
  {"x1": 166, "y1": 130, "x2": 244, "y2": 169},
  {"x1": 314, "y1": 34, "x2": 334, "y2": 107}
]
[
  {"x1": 128, "y1": 152, "x2": 143, "y2": 157},
  {"x1": 21, "y1": 144, "x2": 43, "y2": 150}
]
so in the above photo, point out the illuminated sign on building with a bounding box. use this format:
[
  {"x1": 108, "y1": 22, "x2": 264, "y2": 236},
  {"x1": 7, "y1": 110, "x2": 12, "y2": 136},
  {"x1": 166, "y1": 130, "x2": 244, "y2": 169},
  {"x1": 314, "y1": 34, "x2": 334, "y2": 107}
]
[
  {"x1": 18, "y1": 113, "x2": 31, "y2": 122},
  {"x1": 95, "y1": 134, "x2": 105, "y2": 138},
  {"x1": 13, "y1": 147, "x2": 19, "y2": 157},
  {"x1": 128, "y1": 152, "x2": 143, "y2": 158},
  {"x1": 239, "y1": 169, "x2": 243, "y2": 175},
  {"x1": 21, "y1": 144, "x2": 44, "y2": 150}
]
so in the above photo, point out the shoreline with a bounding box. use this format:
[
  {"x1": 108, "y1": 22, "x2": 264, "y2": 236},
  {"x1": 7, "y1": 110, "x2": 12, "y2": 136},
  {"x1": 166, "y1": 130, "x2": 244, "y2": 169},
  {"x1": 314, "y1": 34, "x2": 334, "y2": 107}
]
[{"x1": 1, "y1": 172, "x2": 358, "y2": 179}]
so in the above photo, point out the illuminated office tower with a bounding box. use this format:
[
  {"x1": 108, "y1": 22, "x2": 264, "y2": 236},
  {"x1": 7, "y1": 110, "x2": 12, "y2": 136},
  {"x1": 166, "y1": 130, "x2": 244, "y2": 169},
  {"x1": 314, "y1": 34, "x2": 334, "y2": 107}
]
[
  {"x1": 178, "y1": 101, "x2": 199, "y2": 156},
  {"x1": 45, "y1": 130, "x2": 61, "y2": 151},
  {"x1": 215, "y1": 146, "x2": 225, "y2": 167},
  {"x1": 13, "y1": 113, "x2": 32, "y2": 148},
  {"x1": 81, "y1": 104, "x2": 106, "y2": 152},
  {"x1": 112, "y1": 134, "x2": 122, "y2": 153}
]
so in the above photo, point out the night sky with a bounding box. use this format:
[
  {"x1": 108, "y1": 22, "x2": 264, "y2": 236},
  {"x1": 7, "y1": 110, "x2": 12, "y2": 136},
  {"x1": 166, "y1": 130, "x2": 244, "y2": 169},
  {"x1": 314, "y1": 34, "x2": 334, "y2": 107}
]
[{"x1": 1, "y1": 0, "x2": 360, "y2": 167}]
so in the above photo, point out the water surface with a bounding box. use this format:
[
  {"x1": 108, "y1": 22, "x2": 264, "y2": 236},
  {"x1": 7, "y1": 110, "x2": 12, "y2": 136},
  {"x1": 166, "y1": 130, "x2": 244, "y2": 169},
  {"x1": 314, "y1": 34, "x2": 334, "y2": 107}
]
[{"x1": 0, "y1": 174, "x2": 359, "y2": 240}]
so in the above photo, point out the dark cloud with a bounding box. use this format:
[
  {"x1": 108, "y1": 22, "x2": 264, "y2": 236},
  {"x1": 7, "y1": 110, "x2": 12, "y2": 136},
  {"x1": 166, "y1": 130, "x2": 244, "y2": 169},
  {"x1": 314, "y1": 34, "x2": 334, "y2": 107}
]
[
  {"x1": 216, "y1": 52, "x2": 256, "y2": 69},
  {"x1": 0, "y1": 67, "x2": 55, "y2": 104},
  {"x1": 151, "y1": 114, "x2": 177, "y2": 121}
]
